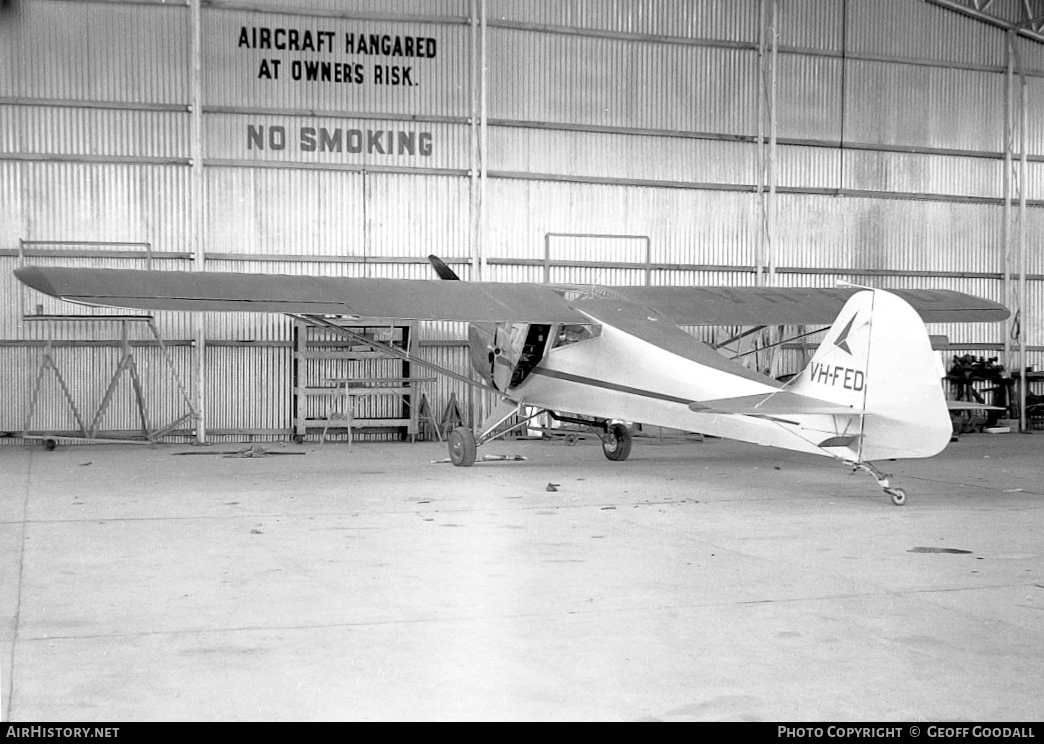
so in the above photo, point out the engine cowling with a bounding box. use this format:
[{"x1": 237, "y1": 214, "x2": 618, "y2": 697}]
[{"x1": 467, "y1": 322, "x2": 551, "y2": 391}]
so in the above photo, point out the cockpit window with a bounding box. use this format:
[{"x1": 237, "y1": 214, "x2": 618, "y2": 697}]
[{"x1": 553, "y1": 324, "x2": 600, "y2": 348}]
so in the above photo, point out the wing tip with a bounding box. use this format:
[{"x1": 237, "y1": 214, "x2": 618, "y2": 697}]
[{"x1": 14, "y1": 266, "x2": 58, "y2": 298}]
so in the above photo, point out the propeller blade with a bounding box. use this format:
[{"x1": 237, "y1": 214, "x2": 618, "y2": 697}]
[{"x1": 428, "y1": 255, "x2": 461, "y2": 281}]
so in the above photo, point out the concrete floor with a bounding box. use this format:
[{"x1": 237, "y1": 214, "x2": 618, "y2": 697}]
[{"x1": 1, "y1": 431, "x2": 1043, "y2": 721}]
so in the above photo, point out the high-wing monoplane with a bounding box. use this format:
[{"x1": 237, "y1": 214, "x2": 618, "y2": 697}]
[{"x1": 14, "y1": 260, "x2": 1008, "y2": 505}]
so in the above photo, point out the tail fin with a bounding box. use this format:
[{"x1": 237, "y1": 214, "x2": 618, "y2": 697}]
[{"x1": 790, "y1": 288, "x2": 951, "y2": 460}]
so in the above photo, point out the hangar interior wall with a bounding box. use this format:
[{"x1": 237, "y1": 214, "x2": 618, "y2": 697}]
[{"x1": 1, "y1": 0, "x2": 1042, "y2": 442}]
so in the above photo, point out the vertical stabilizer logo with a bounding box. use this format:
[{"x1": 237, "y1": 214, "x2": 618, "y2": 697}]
[
  {"x1": 833, "y1": 315, "x2": 856, "y2": 355},
  {"x1": 809, "y1": 313, "x2": 864, "y2": 391}
]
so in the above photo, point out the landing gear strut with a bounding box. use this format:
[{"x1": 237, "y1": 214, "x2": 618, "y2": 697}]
[
  {"x1": 851, "y1": 461, "x2": 907, "y2": 506},
  {"x1": 443, "y1": 403, "x2": 635, "y2": 467}
]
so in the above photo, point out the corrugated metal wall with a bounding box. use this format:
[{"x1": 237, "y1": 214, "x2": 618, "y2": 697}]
[{"x1": 2, "y1": 0, "x2": 1042, "y2": 444}]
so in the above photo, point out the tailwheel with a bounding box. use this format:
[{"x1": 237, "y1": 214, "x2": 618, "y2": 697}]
[
  {"x1": 601, "y1": 422, "x2": 632, "y2": 462},
  {"x1": 885, "y1": 487, "x2": 907, "y2": 506},
  {"x1": 850, "y1": 461, "x2": 908, "y2": 506},
  {"x1": 447, "y1": 426, "x2": 477, "y2": 467}
]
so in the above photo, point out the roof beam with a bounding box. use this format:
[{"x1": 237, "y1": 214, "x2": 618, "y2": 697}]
[{"x1": 924, "y1": 0, "x2": 1044, "y2": 44}]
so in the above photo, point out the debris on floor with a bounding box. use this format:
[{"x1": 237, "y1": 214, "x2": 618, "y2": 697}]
[
  {"x1": 174, "y1": 446, "x2": 306, "y2": 457},
  {"x1": 227, "y1": 446, "x2": 272, "y2": 458},
  {"x1": 430, "y1": 454, "x2": 528, "y2": 464}
]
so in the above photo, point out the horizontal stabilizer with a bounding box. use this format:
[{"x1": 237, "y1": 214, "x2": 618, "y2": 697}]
[
  {"x1": 818, "y1": 435, "x2": 862, "y2": 448},
  {"x1": 946, "y1": 400, "x2": 1006, "y2": 411},
  {"x1": 689, "y1": 391, "x2": 863, "y2": 416}
]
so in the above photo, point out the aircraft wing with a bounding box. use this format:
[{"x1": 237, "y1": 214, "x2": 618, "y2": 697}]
[
  {"x1": 15, "y1": 266, "x2": 1008, "y2": 326},
  {"x1": 13, "y1": 266, "x2": 588, "y2": 324},
  {"x1": 615, "y1": 286, "x2": 1009, "y2": 324},
  {"x1": 946, "y1": 400, "x2": 1006, "y2": 411}
]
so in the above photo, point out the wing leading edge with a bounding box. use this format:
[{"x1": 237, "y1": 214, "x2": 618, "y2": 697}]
[
  {"x1": 15, "y1": 266, "x2": 1009, "y2": 326},
  {"x1": 616, "y1": 285, "x2": 1009, "y2": 325},
  {"x1": 14, "y1": 266, "x2": 588, "y2": 324}
]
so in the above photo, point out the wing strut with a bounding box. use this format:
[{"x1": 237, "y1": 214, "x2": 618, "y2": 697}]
[
  {"x1": 712, "y1": 325, "x2": 766, "y2": 350},
  {"x1": 290, "y1": 314, "x2": 495, "y2": 394}
]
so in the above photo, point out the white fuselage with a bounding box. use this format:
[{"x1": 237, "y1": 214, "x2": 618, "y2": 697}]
[
  {"x1": 514, "y1": 319, "x2": 837, "y2": 457},
  {"x1": 508, "y1": 287, "x2": 954, "y2": 463}
]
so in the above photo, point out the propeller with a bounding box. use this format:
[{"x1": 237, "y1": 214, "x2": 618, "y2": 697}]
[{"x1": 427, "y1": 255, "x2": 461, "y2": 281}]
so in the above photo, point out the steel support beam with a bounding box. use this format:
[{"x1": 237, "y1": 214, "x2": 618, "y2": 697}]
[{"x1": 925, "y1": 0, "x2": 1044, "y2": 45}]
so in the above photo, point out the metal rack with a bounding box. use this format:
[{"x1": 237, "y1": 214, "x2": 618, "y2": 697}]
[{"x1": 291, "y1": 318, "x2": 429, "y2": 443}]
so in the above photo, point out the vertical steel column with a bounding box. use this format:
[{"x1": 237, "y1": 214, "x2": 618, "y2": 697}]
[
  {"x1": 755, "y1": 0, "x2": 779, "y2": 289},
  {"x1": 190, "y1": 0, "x2": 207, "y2": 444},
  {"x1": 755, "y1": 0, "x2": 766, "y2": 286},
  {"x1": 468, "y1": 0, "x2": 483, "y2": 430},
  {"x1": 1018, "y1": 56, "x2": 1028, "y2": 432},
  {"x1": 754, "y1": 0, "x2": 780, "y2": 375},
  {"x1": 1004, "y1": 32, "x2": 1029, "y2": 431},
  {"x1": 644, "y1": 236, "x2": 652, "y2": 287},
  {"x1": 469, "y1": 0, "x2": 480, "y2": 282},
  {"x1": 1003, "y1": 32, "x2": 1013, "y2": 374},
  {"x1": 542, "y1": 234, "x2": 551, "y2": 284},
  {"x1": 479, "y1": 0, "x2": 489, "y2": 281},
  {"x1": 767, "y1": 0, "x2": 779, "y2": 286},
  {"x1": 362, "y1": 170, "x2": 370, "y2": 276}
]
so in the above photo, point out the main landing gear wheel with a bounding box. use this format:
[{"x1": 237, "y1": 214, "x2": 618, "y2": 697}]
[
  {"x1": 448, "y1": 426, "x2": 477, "y2": 467},
  {"x1": 601, "y1": 423, "x2": 632, "y2": 462},
  {"x1": 885, "y1": 487, "x2": 907, "y2": 506}
]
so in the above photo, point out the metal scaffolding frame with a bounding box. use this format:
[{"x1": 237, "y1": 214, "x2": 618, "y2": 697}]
[
  {"x1": 924, "y1": 0, "x2": 1044, "y2": 45},
  {"x1": 20, "y1": 316, "x2": 198, "y2": 446}
]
